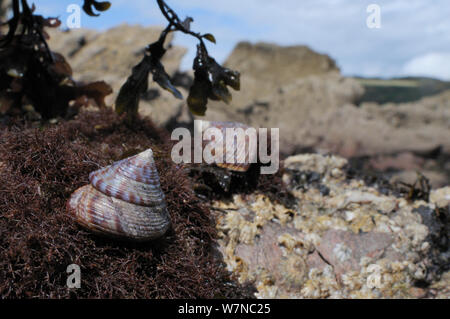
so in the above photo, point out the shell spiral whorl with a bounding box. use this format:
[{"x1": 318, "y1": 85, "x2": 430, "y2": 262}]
[{"x1": 67, "y1": 148, "x2": 170, "y2": 241}]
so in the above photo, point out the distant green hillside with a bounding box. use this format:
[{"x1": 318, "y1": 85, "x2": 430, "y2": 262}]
[{"x1": 354, "y1": 77, "x2": 450, "y2": 104}]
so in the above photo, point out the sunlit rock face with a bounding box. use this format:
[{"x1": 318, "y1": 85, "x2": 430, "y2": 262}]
[
  {"x1": 203, "y1": 42, "x2": 364, "y2": 155},
  {"x1": 49, "y1": 28, "x2": 450, "y2": 187}
]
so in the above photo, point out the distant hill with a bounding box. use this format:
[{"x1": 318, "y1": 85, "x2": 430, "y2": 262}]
[{"x1": 353, "y1": 77, "x2": 450, "y2": 104}]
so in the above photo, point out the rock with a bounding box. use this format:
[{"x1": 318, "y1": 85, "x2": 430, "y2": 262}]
[
  {"x1": 430, "y1": 271, "x2": 450, "y2": 298},
  {"x1": 47, "y1": 28, "x2": 450, "y2": 187},
  {"x1": 430, "y1": 187, "x2": 450, "y2": 208},
  {"x1": 413, "y1": 205, "x2": 450, "y2": 284},
  {"x1": 0, "y1": 1, "x2": 8, "y2": 21},
  {"x1": 390, "y1": 170, "x2": 448, "y2": 189},
  {"x1": 312, "y1": 97, "x2": 450, "y2": 157},
  {"x1": 47, "y1": 27, "x2": 449, "y2": 186},
  {"x1": 213, "y1": 153, "x2": 450, "y2": 298},
  {"x1": 306, "y1": 250, "x2": 329, "y2": 271},
  {"x1": 199, "y1": 42, "x2": 450, "y2": 168},
  {"x1": 47, "y1": 24, "x2": 187, "y2": 125},
  {"x1": 409, "y1": 287, "x2": 428, "y2": 298},
  {"x1": 359, "y1": 91, "x2": 450, "y2": 155},
  {"x1": 233, "y1": 223, "x2": 308, "y2": 295},
  {"x1": 316, "y1": 230, "x2": 395, "y2": 278},
  {"x1": 368, "y1": 152, "x2": 424, "y2": 171},
  {"x1": 350, "y1": 151, "x2": 448, "y2": 189},
  {"x1": 223, "y1": 42, "x2": 339, "y2": 85},
  {"x1": 202, "y1": 42, "x2": 450, "y2": 169},
  {"x1": 284, "y1": 153, "x2": 348, "y2": 176},
  {"x1": 204, "y1": 74, "x2": 364, "y2": 156},
  {"x1": 191, "y1": 42, "x2": 363, "y2": 155}
]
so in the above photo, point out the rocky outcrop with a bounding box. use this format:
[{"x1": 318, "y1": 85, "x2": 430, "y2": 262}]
[
  {"x1": 201, "y1": 42, "x2": 364, "y2": 155},
  {"x1": 0, "y1": 0, "x2": 8, "y2": 21},
  {"x1": 204, "y1": 42, "x2": 450, "y2": 159},
  {"x1": 223, "y1": 42, "x2": 339, "y2": 84},
  {"x1": 358, "y1": 91, "x2": 450, "y2": 154},
  {"x1": 214, "y1": 154, "x2": 450, "y2": 298},
  {"x1": 202, "y1": 42, "x2": 450, "y2": 187},
  {"x1": 48, "y1": 27, "x2": 449, "y2": 187}
]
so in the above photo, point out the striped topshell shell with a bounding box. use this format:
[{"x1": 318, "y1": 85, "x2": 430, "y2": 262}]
[
  {"x1": 67, "y1": 148, "x2": 170, "y2": 241},
  {"x1": 196, "y1": 121, "x2": 258, "y2": 172}
]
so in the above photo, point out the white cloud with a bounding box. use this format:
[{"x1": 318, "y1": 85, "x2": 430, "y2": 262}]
[
  {"x1": 30, "y1": 0, "x2": 450, "y2": 80},
  {"x1": 167, "y1": 0, "x2": 450, "y2": 80},
  {"x1": 403, "y1": 53, "x2": 450, "y2": 80}
]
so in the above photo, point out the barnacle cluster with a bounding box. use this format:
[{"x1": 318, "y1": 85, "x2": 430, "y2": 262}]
[{"x1": 214, "y1": 153, "x2": 450, "y2": 298}]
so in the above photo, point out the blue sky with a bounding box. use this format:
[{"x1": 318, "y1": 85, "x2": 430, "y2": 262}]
[{"x1": 32, "y1": 0, "x2": 450, "y2": 80}]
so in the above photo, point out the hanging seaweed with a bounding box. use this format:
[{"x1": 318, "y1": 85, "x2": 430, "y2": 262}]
[
  {"x1": 0, "y1": 0, "x2": 112, "y2": 120},
  {"x1": 115, "y1": 0, "x2": 241, "y2": 121}
]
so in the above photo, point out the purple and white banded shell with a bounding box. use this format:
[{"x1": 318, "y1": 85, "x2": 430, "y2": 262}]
[
  {"x1": 196, "y1": 121, "x2": 258, "y2": 172},
  {"x1": 67, "y1": 148, "x2": 170, "y2": 241}
]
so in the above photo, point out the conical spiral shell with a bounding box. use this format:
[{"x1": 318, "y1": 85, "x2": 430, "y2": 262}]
[
  {"x1": 67, "y1": 149, "x2": 170, "y2": 241},
  {"x1": 197, "y1": 121, "x2": 257, "y2": 172}
]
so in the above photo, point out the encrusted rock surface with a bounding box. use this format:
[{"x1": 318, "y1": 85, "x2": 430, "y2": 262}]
[
  {"x1": 213, "y1": 154, "x2": 450, "y2": 298},
  {"x1": 430, "y1": 187, "x2": 450, "y2": 208}
]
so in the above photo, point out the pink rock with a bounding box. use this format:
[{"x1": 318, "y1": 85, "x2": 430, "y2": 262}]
[{"x1": 316, "y1": 230, "x2": 395, "y2": 278}]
